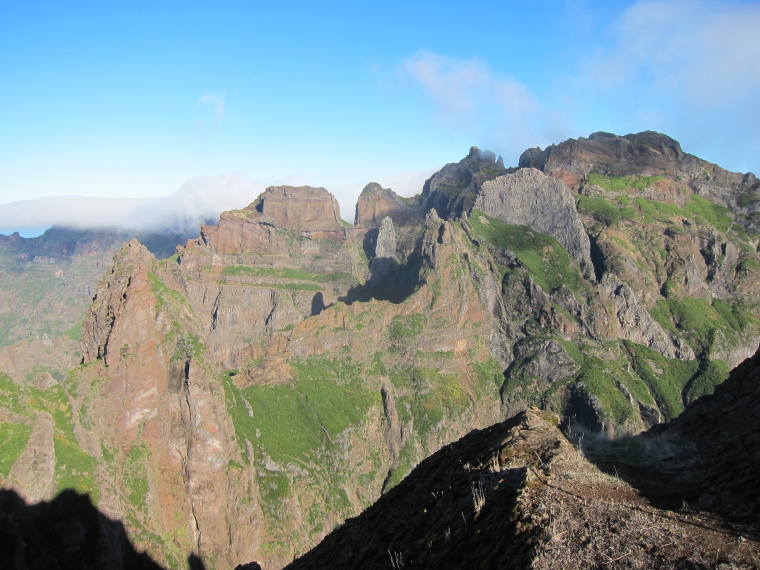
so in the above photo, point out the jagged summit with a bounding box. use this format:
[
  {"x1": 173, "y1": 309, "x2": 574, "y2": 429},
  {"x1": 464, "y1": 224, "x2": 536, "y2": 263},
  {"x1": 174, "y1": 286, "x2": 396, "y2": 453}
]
[
  {"x1": 189, "y1": 185, "x2": 348, "y2": 256},
  {"x1": 420, "y1": 146, "x2": 515, "y2": 219},
  {"x1": 2, "y1": 130, "x2": 760, "y2": 569},
  {"x1": 519, "y1": 130, "x2": 759, "y2": 199},
  {"x1": 354, "y1": 182, "x2": 418, "y2": 230}
]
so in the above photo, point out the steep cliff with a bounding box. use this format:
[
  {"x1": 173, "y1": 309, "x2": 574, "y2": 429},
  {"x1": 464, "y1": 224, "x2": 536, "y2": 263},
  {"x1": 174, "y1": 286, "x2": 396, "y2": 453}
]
[
  {"x1": 0, "y1": 226, "x2": 197, "y2": 383},
  {"x1": 286, "y1": 346, "x2": 760, "y2": 569},
  {"x1": 1, "y1": 133, "x2": 760, "y2": 568}
]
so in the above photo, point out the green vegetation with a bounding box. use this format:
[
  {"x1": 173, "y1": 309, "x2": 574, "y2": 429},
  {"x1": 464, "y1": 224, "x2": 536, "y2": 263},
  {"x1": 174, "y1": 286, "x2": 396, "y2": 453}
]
[
  {"x1": 385, "y1": 444, "x2": 415, "y2": 490},
  {"x1": 738, "y1": 257, "x2": 760, "y2": 272},
  {"x1": 62, "y1": 320, "x2": 82, "y2": 341},
  {"x1": 650, "y1": 297, "x2": 757, "y2": 356},
  {"x1": 123, "y1": 444, "x2": 150, "y2": 510},
  {"x1": 148, "y1": 271, "x2": 186, "y2": 310},
  {"x1": 0, "y1": 422, "x2": 32, "y2": 477},
  {"x1": 388, "y1": 314, "x2": 423, "y2": 342},
  {"x1": 683, "y1": 359, "x2": 729, "y2": 404},
  {"x1": 470, "y1": 357, "x2": 505, "y2": 390},
  {"x1": 222, "y1": 265, "x2": 356, "y2": 284},
  {"x1": 587, "y1": 173, "x2": 662, "y2": 192},
  {"x1": 222, "y1": 355, "x2": 380, "y2": 536},
  {"x1": 738, "y1": 193, "x2": 760, "y2": 208},
  {"x1": 630, "y1": 195, "x2": 733, "y2": 233},
  {"x1": 557, "y1": 340, "x2": 651, "y2": 424},
  {"x1": 54, "y1": 434, "x2": 97, "y2": 497},
  {"x1": 469, "y1": 211, "x2": 582, "y2": 292},
  {"x1": 623, "y1": 341, "x2": 700, "y2": 420},
  {"x1": 0, "y1": 372, "x2": 99, "y2": 498},
  {"x1": 223, "y1": 356, "x2": 376, "y2": 464},
  {"x1": 576, "y1": 195, "x2": 621, "y2": 225},
  {"x1": 683, "y1": 196, "x2": 733, "y2": 233},
  {"x1": 711, "y1": 298, "x2": 755, "y2": 331},
  {"x1": 619, "y1": 206, "x2": 637, "y2": 221}
]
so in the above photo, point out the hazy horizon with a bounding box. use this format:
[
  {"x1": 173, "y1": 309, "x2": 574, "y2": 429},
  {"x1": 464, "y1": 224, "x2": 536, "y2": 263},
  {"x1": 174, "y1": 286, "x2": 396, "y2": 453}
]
[{"x1": 3, "y1": 0, "x2": 760, "y2": 235}]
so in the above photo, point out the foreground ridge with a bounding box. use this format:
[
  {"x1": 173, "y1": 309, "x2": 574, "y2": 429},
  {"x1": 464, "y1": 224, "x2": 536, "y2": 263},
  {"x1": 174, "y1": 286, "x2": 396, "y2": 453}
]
[{"x1": 286, "y1": 343, "x2": 760, "y2": 569}]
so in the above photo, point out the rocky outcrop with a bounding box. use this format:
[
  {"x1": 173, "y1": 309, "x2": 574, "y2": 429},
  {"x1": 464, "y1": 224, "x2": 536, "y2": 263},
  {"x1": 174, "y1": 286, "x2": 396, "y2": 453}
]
[
  {"x1": 78, "y1": 239, "x2": 258, "y2": 568},
  {"x1": 421, "y1": 146, "x2": 512, "y2": 219},
  {"x1": 601, "y1": 273, "x2": 694, "y2": 360},
  {"x1": 652, "y1": 343, "x2": 760, "y2": 519},
  {"x1": 512, "y1": 339, "x2": 577, "y2": 383},
  {"x1": 368, "y1": 216, "x2": 398, "y2": 281},
  {"x1": 285, "y1": 408, "x2": 760, "y2": 569},
  {"x1": 521, "y1": 130, "x2": 759, "y2": 211},
  {"x1": 474, "y1": 168, "x2": 594, "y2": 278},
  {"x1": 520, "y1": 131, "x2": 688, "y2": 188},
  {"x1": 252, "y1": 185, "x2": 343, "y2": 232},
  {"x1": 80, "y1": 240, "x2": 156, "y2": 365},
  {"x1": 196, "y1": 186, "x2": 346, "y2": 255},
  {"x1": 354, "y1": 183, "x2": 418, "y2": 230}
]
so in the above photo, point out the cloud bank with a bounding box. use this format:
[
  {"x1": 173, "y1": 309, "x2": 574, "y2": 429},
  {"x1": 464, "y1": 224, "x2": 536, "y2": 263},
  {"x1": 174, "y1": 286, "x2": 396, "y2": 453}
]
[{"x1": 0, "y1": 173, "x2": 264, "y2": 237}]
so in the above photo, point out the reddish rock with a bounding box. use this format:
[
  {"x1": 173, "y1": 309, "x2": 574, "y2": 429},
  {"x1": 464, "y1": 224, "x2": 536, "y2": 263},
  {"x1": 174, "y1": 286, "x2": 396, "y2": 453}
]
[
  {"x1": 194, "y1": 186, "x2": 347, "y2": 255},
  {"x1": 354, "y1": 183, "x2": 418, "y2": 230}
]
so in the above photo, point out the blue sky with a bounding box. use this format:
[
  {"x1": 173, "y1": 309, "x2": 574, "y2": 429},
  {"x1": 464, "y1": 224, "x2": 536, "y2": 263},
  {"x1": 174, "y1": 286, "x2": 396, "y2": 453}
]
[{"x1": 2, "y1": 0, "x2": 760, "y2": 233}]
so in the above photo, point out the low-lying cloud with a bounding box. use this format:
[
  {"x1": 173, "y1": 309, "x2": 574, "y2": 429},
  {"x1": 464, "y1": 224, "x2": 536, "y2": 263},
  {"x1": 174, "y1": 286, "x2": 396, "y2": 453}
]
[{"x1": 0, "y1": 173, "x2": 264, "y2": 237}]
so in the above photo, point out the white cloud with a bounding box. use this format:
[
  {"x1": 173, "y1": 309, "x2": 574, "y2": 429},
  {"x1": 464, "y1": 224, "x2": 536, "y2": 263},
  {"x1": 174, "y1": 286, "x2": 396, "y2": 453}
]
[
  {"x1": 122, "y1": 172, "x2": 263, "y2": 233},
  {"x1": 580, "y1": 0, "x2": 760, "y2": 172},
  {"x1": 0, "y1": 196, "x2": 158, "y2": 234},
  {"x1": 592, "y1": 0, "x2": 760, "y2": 107},
  {"x1": 0, "y1": 173, "x2": 264, "y2": 236},
  {"x1": 400, "y1": 50, "x2": 568, "y2": 164},
  {"x1": 399, "y1": 2, "x2": 760, "y2": 174}
]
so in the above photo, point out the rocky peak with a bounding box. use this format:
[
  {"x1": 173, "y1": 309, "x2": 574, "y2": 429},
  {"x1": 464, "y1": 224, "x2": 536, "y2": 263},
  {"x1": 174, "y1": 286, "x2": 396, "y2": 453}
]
[
  {"x1": 80, "y1": 239, "x2": 157, "y2": 366},
  {"x1": 192, "y1": 185, "x2": 347, "y2": 255},
  {"x1": 354, "y1": 183, "x2": 418, "y2": 230},
  {"x1": 248, "y1": 185, "x2": 343, "y2": 232},
  {"x1": 421, "y1": 146, "x2": 512, "y2": 219},
  {"x1": 473, "y1": 168, "x2": 594, "y2": 279},
  {"x1": 519, "y1": 130, "x2": 752, "y2": 196},
  {"x1": 519, "y1": 131, "x2": 684, "y2": 188}
]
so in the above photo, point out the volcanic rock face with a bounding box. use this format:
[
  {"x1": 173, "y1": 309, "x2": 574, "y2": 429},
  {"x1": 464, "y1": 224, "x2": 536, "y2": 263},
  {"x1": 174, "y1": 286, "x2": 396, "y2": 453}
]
[
  {"x1": 197, "y1": 185, "x2": 346, "y2": 255},
  {"x1": 473, "y1": 167, "x2": 594, "y2": 278},
  {"x1": 354, "y1": 182, "x2": 418, "y2": 230},
  {"x1": 253, "y1": 185, "x2": 343, "y2": 233},
  {"x1": 421, "y1": 146, "x2": 513, "y2": 219},
  {"x1": 520, "y1": 131, "x2": 689, "y2": 188},
  {"x1": 2, "y1": 133, "x2": 760, "y2": 569},
  {"x1": 286, "y1": 405, "x2": 760, "y2": 569},
  {"x1": 600, "y1": 273, "x2": 694, "y2": 360},
  {"x1": 0, "y1": 226, "x2": 191, "y2": 383}
]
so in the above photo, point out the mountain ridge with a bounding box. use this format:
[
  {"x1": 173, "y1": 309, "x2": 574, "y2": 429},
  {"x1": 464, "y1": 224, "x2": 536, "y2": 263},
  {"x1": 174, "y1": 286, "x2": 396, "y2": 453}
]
[{"x1": 0, "y1": 130, "x2": 759, "y2": 568}]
